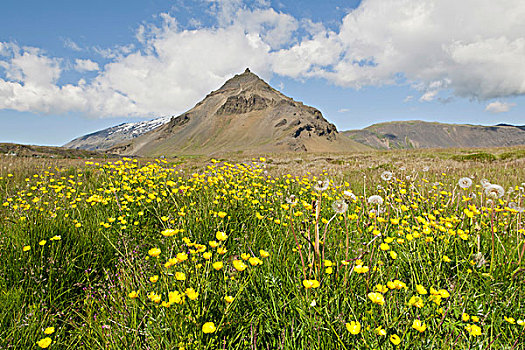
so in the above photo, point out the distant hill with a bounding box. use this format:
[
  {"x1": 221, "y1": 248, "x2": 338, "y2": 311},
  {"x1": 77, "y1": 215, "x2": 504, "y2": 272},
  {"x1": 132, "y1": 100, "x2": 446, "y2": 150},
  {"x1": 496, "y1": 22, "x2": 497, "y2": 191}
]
[
  {"x1": 106, "y1": 69, "x2": 368, "y2": 156},
  {"x1": 64, "y1": 116, "x2": 171, "y2": 151},
  {"x1": 343, "y1": 121, "x2": 525, "y2": 149},
  {"x1": 0, "y1": 143, "x2": 107, "y2": 159}
]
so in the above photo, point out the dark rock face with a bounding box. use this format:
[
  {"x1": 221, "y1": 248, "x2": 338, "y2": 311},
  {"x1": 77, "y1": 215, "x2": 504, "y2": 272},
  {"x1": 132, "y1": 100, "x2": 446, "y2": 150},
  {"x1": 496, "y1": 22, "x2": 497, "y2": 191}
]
[
  {"x1": 216, "y1": 95, "x2": 270, "y2": 115},
  {"x1": 293, "y1": 120, "x2": 337, "y2": 140}
]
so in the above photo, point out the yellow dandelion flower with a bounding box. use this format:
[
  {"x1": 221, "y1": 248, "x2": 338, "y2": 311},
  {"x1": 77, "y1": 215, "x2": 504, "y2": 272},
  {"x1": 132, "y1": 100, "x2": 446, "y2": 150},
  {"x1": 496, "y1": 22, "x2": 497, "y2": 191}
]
[
  {"x1": 412, "y1": 319, "x2": 427, "y2": 332},
  {"x1": 43, "y1": 327, "x2": 55, "y2": 335},
  {"x1": 175, "y1": 272, "x2": 186, "y2": 280},
  {"x1": 390, "y1": 334, "x2": 401, "y2": 345},
  {"x1": 202, "y1": 322, "x2": 216, "y2": 334},
  {"x1": 36, "y1": 337, "x2": 52, "y2": 348},
  {"x1": 128, "y1": 290, "x2": 139, "y2": 299},
  {"x1": 368, "y1": 292, "x2": 385, "y2": 306},
  {"x1": 216, "y1": 231, "x2": 228, "y2": 241},
  {"x1": 233, "y1": 260, "x2": 247, "y2": 271},
  {"x1": 224, "y1": 295, "x2": 234, "y2": 303},
  {"x1": 259, "y1": 250, "x2": 270, "y2": 258},
  {"x1": 212, "y1": 261, "x2": 224, "y2": 270},
  {"x1": 302, "y1": 279, "x2": 320, "y2": 289},
  {"x1": 149, "y1": 275, "x2": 159, "y2": 283},
  {"x1": 148, "y1": 247, "x2": 161, "y2": 257},
  {"x1": 23, "y1": 245, "x2": 31, "y2": 252},
  {"x1": 345, "y1": 321, "x2": 361, "y2": 335}
]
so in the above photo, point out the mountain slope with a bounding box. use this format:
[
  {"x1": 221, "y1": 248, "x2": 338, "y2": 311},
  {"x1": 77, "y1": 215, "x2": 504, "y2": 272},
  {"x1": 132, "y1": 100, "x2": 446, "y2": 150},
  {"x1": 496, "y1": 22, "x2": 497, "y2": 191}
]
[
  {"x1": 343, "y1": 121, "x2": 525, "y2": 149},
  {"x1": 64, "y1": 116, "x2": 171, "y2": 151},
  {"x1": 110, "y1": 69, "x2": 368, "y2": 156}
]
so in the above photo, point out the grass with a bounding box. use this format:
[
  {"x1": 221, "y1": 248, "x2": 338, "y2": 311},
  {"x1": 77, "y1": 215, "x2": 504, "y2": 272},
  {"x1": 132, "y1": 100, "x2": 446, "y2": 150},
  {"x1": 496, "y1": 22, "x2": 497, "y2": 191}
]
[{"x1": 0, "y1": 149, "x2": 524, "y2": 349}]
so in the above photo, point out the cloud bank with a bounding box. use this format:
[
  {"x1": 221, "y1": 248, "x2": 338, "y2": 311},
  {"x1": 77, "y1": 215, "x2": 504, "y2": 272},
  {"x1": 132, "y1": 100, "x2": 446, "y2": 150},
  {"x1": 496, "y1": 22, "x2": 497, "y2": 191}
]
[{"x1": 1, "y1": 0, "x2": 524, "y2": 117}]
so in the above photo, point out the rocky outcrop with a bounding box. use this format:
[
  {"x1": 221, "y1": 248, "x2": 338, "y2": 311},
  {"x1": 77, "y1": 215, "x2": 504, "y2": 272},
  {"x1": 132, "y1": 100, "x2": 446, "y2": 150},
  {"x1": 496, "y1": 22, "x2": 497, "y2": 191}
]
[{"x1": 216, "y1": 95, "x2": 270, "y2": 115}]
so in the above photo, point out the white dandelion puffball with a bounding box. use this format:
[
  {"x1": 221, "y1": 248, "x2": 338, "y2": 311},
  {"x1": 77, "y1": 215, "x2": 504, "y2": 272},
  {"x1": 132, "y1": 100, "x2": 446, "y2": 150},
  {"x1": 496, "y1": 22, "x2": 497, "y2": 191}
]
[
  {"x1": 314, "y1": 179, "x2": 330, "y2": 192},
  {"x1": 485, "y1": 184, "x2": 504, "y2": 199},
  {"x1": 480, "y1": 179, "x2": 491, "y2": 189},
  {"x1": 368, "y1": 195, "x2": 384, "y2": 206},
  {"x1": 458, "y1": 177, "x2": 473, "y2": 189},
  {"x1": 381, "y1": 171, "x2": 393, "y2": 181},
  {"x1": 332, "y1": 199, "x2": 348, "y2": 214},
  {"x1": 343, "y1": 190, "x2": 357, "y2": 202}
]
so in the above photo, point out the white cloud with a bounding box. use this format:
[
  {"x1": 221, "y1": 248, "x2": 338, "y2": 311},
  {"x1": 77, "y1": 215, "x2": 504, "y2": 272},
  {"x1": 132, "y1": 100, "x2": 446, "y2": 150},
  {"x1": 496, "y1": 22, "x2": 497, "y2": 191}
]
[
  {"x1": 403, "y1": 95, "x2": 413, "y2": 102},
  {"x1": 1, "y1": 0, "x2": 525, "y2": 118},
  {"x1": 338, "y1": 108, "x2": 350, "y2": 113},
  {"x1": 63, "y1": 38, "x2": 82, "y2": 52},
  {"x1": 419, "y1": 90, "x2": 438, "y2": 102},
  {"x1": 74, "y1": 59, "x2": 99, "y2": 72},
  {"x1": 485, "y1": 101, "x2": 516, "y2": 113}
]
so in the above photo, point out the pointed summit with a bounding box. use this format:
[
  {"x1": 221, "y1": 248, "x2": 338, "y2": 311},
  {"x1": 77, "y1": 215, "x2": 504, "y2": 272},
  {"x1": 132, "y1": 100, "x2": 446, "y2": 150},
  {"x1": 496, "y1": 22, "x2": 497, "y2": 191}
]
[
  {"x1": 106, "y1": 69, "x2": 369, "y2": 156},
  {"x1": 216, "y1": 68, "x2": 274, "y2": 94}
]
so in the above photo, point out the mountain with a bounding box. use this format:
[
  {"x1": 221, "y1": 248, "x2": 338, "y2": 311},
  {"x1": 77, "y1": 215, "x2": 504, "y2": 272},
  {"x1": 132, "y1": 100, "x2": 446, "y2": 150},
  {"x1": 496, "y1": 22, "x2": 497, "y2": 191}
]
[
  {"x1": 107, "y1": 69, "x2": 367, "y2": 156},
  {"x1": 64, "y1": 116, "x2": 171, "y2": 151},
  {"x1": 343, "y1": 121, "x2": 525, "y2": 149},
  {"x1": 0, "y1": 143, "x2": 109, "y2": 159}
]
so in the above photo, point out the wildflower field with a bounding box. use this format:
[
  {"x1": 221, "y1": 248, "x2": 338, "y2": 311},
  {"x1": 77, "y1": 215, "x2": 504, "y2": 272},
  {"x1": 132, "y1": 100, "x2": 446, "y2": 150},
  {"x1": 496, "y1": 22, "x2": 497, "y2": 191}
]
[{"x1": 1, "y1": 149, "x2": 525, "y2": 349}]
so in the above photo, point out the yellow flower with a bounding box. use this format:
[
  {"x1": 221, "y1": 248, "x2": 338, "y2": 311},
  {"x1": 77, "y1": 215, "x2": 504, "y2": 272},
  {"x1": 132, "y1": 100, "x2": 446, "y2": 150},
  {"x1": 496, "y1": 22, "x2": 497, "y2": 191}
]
[
  {"x1": 203, "y1": 252, "x2": 212, "y2": 260},
  {"x1": 412, "y1": 319, "x2": 427, "y2": 332},
  {"x1": 43, "y1": 327, "x2": 55, "y2": 335},
  {"x1": 389, "y1": 251, "x2": 398, "y2": 260},
  {"x1": 249, "y1": 257, "x2": 262, "y2": 266},
  {"x1": 259, "y1": 250, "x2": 270, "y2": 258},
  {"x1": 504, "y1": 316, "x2": 516, "y2": 324},
  {"x1": 438, "y1": 289, "x2": 450, "y2": 298},
  {"x1": 224, "y1": 295, "x2": 234, "y2": 303},
  {"x1": 168, "y1": 291, "x2": 183, "y2": 304},
  {"x1": 465, "y1": 324, "x2": 482, "y2": 336},
  {"x1": 375, "y1": 284, "x2": 388, "y2": 293},
  {"x1": 471, "y1": 315, "x2": 480, "y2": 322},
  {"x1": 390, "y1": 334, "x2": 401, "y2": 345},
  {"x1": 368, "y1": 292, "x2": 385, "y2": 306},
  {"x1": 176, "y1": 252, "x2": 188, "y2": 262},
  {"x1": 233, "y1": 260, "x2": 247, "y2": 271},
  {"x1": 175, "y1": 272, "x2": 186, "y2": 280},
  {"x1": 355, "y1": 265, "x2": 369, "y2": 274},
  {"x1": 416, "y1": 284, "x2": 427, "y2": 295},
  {"x1": 408, "y1": 296, "x2": 424, "y2": 308},
  {"x1": 217, "y1": 211, "x2": 227, "y2": 218},
  {"x1": 212, "y1": 261, "x2": 224, "y2": 270},
  {"x1": 216, "y1": 231, "x2": 228, "y2": 241},
  {"x1": 209, "y1": 240, "x2": 219, "y2": 248},
  {"x1": 39, "y1": 240, "x2": 47, "y2": 246},
  {"x1": 380, "y1": 243, "x2": 390, "y2": 251},
  {"x1": 443, "y1": 255, "x2": 452, "y2": 262},
  {"x1": 185, "y1": 288, "x2": 199, "y2": 300},
  {"x1": 128, "y1": 290, "x2": 139, "y2": 299},
  {"x1": 345, "y1": 321, "x2": 361, "y2": 335},
  {"x1": 375, "y1": 326, "x2": 386, "y2": 336},
  {"x1": 148, "y1": 247, "x2": 161, "y2": 257},
  {"x1": 23, "y1": 245, "x2": 31, "y2": 252},
  {"x1": 149, "y1": 275, "x2": 159, "y2": 283},
  {"x1": 217, "y1": 247, "x2": 227, "y2": 255},
  {"x1": 36, "y1": 337, "x2": 52, "y2": 348},
  {"x1": 161, "y1": 228, "x2": 176, "y2": 237},
  {"x1": 148, "y1": 292, "x2": 162, "y2": 303},
  {"x1": 202, "y1": 322, "x2": 216, "y2": 334},
  {"x1": 241, "y1": 253, "x2": 251, "y2": 260},
  {"x1": 302, "y1": 279, "x2": 320, "y2": 289},
  {"x1": 325, "y1": 267, "x2": 333, "y2": 274},
  {"x1": 50, "y1": 235, "x2": 61, "y2": 241}
]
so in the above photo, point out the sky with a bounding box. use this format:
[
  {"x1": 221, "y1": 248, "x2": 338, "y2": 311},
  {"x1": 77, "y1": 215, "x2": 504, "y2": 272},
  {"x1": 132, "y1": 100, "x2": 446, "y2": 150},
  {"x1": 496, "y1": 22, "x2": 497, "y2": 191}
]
[{"x1": 1, "y1": 0, "x2": 524, "y2": 146}]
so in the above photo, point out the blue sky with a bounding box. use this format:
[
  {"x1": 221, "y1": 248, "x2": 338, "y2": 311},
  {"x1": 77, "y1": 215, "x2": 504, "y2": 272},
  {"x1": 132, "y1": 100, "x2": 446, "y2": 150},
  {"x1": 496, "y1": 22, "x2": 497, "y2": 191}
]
[{"x1": 1, "y1": 0, "x2": 524, "y2": 146}]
